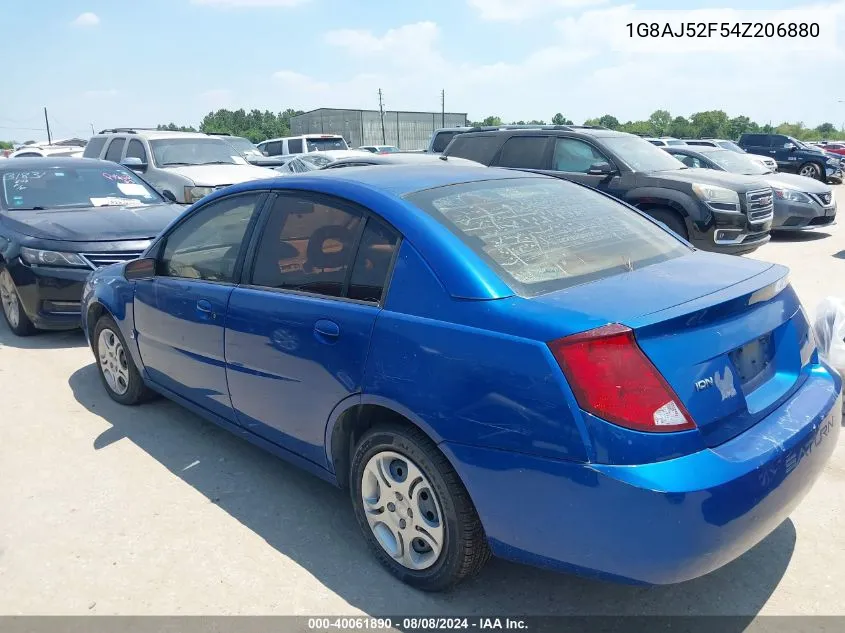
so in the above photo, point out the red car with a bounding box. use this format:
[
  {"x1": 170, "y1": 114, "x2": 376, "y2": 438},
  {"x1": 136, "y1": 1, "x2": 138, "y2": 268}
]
[{"x1": 820, "y1": 142, "x2": 845, "y2": 156}]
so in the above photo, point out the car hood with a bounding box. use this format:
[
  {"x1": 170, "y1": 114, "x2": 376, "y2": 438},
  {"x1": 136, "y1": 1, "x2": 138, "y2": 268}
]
[
  {"x1": 163, "y1": 164, "x2": 278, "y2": 185},
  {"x1": 2, "y1": 203, "x2": 183, "y2": 241},
  {"x1": 762, "y1": 172, "x2": 832, "y2": 193},
  {"x1": 652, "y1": 168, "x2": 769, "y2": 192}
]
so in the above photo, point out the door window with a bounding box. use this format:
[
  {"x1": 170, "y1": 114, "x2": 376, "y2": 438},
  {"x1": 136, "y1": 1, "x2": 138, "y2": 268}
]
[
  {"x1": 552, "y1": 138, "x2": 610, "y2": 173},
  {"x1": 677, "y1": 154, "x2": 702, "y2": 168},
  {"x1": 125, "y1": 139, "x2": 147, "y2": 162},
  {"x1": 496, "y1": 137, "x2": 549, "y2": 169},
  {"x1": 348, "y1": 219, "x2": 399, "y2": 303},
  {"x1": 263, "y1": 141, "x2": 282, "y2": 156},
  {"x1": 104, "y1": 138, "x2": 126, "y2": 162},
  {"x1": 251, "y1": 195, "x2": 365, "y2": 298},
  {"x1": 287, "y1": 139, "x2": 304, "y2": 153},
  {"x1": 159, "y1": 193, "x2": 262, "y2": 283}
]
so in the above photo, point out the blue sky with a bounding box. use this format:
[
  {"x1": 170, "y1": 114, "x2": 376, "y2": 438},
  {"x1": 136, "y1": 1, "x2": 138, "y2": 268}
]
[{"x1": 2, "y1": 0, "x2": 845, "y2": 142}]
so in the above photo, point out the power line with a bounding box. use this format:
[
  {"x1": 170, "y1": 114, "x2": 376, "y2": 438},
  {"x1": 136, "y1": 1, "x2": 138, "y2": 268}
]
[{"x1": 0, "y1": 125, "x2": 45, "y2": 131}]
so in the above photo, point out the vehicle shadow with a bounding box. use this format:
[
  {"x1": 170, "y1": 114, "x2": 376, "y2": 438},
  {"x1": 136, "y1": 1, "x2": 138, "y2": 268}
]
[
  {"x1": 0, "y1": 322, "x2": 87, "y2": 349},
  {"x1": 69, "y1": 363, "x2": 795, "y2": 620},
  {"x1": 770, "y1": 230, "x2": 831, "y2": 243},
  {"x1": 833, "y1": 250, "x2": 845, "y2": 260}
]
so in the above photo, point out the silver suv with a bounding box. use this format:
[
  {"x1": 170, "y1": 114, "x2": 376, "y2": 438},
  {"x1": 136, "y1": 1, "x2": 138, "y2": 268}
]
[{"x1": 84, "y1": 129, "x2": 278, "y2": 203}]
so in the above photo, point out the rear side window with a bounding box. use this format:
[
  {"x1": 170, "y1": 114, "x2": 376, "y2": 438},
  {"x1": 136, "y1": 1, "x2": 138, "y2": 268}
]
[
  {"x1": 445, "y1": 136, "x2": 501, "y2": 165},
  {"x1": 287, "y1": 138, "x2": 303, "y2": 153},
  {"x1": 496, "y1": 137, "x2": 549, "y2": 169},
  {"x1": 741, "y1": 134, "x2": 769, "y2": 147},
  {"x1": 348, "y1": 219, "x2": 399, "y2": 303},
  {"x1": 83, "y1": 137, "x2": 107, "y2": 158},
  {"x1": 104, "y1": 138, "x2": 125, "y2": 162},
  {"x1": 405, "y1": 178, "x2": 690, "y2": 297},
  {"x1": 264, "y1": 141, "x2": 282, "y2": 156}
]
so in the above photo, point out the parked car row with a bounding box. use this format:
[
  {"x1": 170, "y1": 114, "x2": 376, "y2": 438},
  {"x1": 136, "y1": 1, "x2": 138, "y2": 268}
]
[{"x1": 0, "y1": 124, "x2": 840, "y2": 595}]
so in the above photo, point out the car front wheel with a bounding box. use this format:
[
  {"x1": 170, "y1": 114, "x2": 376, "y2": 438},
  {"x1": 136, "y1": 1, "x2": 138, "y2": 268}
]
[
  {"x1": 798, "y1": 162, "x2": 823, "y2": 181},
  {"x1": 0, "y1": 267, "x2": 36, "y2": 336},
  {"x1": 350, "y1": 424, "x2": 490, "y2": 591},
  {"x1": 92, "y1": 315, "x2": 151, "y2": 405}
]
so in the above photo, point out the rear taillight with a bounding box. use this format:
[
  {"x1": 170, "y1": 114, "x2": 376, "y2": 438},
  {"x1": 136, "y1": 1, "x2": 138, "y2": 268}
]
[{"x1": 548, "y1": 323, "x2": 696, "y2": 433}]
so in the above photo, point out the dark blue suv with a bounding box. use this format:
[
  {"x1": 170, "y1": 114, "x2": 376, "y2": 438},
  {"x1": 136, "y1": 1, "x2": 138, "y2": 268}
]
[{"x1": 739, "y1": 133, "x2": 843, "y2": 182}]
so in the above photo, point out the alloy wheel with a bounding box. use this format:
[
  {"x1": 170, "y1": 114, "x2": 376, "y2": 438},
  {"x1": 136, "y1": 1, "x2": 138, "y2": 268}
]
[
  {"x1": 0, "y1": 270, "x2": 20, "y2": 329},
  {"x1": 360, "y1": 450, "x2": 445, "y2": 570},
  {"x1": 799, "y1": 164, "x2": 820, "y2": 179},
  {"x1": 97, "y1": 328, "x2": 130, "y2": 395}
]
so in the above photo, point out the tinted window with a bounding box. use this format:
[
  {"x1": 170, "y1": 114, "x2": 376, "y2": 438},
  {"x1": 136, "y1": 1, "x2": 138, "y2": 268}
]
[
  {"x1": 599, "y1": 136, "x2": 685, "y2": 172},
  {"x1": 305, "y1": 137, "x2": 348, "y2": 151},
  {"x1": 771, "y1": 135, "x2": 791, "y2": 148},
  {"x1": 251, "y1": 195, "x2": 363, "y2": 297},
  {"x1": 676, "y1": 154, "x2": 702, "y2": 168},
  {"x1": 2, "y1": 165, "x2": 161, "y2": 209},
  {"x1": 405, "y1": 178, "x2": 689, "y2": 297},
  {"x1": 125, "y1": 139, "x2": 147, "y2": 162},
  {"x1": 741, "y1": 134, "x2": 769, "y2": 147},
  {"x1": 445, "y1": 135, "x2": 501, "y2": 165},
  {"x1": 496, "y1": 137, "x2": 548, "y2": 169},
  {"x1": 348, "y1": 219, "x2": 399, "y2": 302},
  {"x1": 160, "y1": 193, "x2": 261, "y2": 283},
  {"x1": 13, "y1": 152, "x2": 41, "y2": 158},
  {"x1": 104, "y1": 138, "x2": 126, "y2": 162},
  {"x1": 287, "y1": 138, "x2": 303, "y2": 153},
  {"x1": 552, "y1": 138, "x2": 610, "y2": 173},
  {"x1": 431, "y1": 131, "x2": 462, "y2": 153},
  {"x1": 263, "y1": 141, "x2": 283, "y2": 156},
  {"x1": 83, "y1": 137, "x2": 107, "y2": 158}
]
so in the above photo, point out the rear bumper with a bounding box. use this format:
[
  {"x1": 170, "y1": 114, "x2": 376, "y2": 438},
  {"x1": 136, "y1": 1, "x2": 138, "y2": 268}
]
[
  {"x1": 442, "y1": 364, "x2": 841, "y2": 585},
  {"x1": 8, "y1": 260, "x2": 90, "y2": 330}
]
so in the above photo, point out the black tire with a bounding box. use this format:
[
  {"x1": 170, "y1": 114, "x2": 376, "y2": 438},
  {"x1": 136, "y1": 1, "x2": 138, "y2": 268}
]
[
  {"x1": 798, "y1": 162, "x2": 823, "y2": 181},
  {"x1": 350, "y1": 424, "x2": 490, "y2": 591},
  {"x1": 643, "y1": 207, "x2": 689, "y2": 240},
  {"x1": 0, "y1": 267, "x2": 36, "y2": 336},
  {"x1": 92, "y1": 314, "x2": 152, "y2": 405}
]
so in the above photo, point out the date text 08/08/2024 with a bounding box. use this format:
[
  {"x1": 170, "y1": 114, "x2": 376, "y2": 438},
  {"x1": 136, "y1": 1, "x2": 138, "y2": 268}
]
[
  {"x1": 626, "y1": 22, "x2": 820, "y2": 38},
  {"x1": 307, "y1": 618, "x2": 528, "y2": 631}
]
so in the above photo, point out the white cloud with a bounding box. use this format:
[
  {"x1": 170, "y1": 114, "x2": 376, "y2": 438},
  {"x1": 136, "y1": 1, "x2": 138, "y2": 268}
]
[
  {"x1": 71, "y1": 12, "x2": 100, "y2": 27},
  {"x1": 468, "y1": 0, "x2": 609, "y2": 22},
  {"x1": 190, "y1": 0, "x2": 309, "y2": 7}
]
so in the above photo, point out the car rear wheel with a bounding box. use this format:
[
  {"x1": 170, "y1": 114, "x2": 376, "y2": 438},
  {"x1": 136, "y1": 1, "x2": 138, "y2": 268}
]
[
  {"x1": 350, "y1": 424, "x2": 490, "y2": 591},
  {"x1": 0, "y1": 268, "x2": 36, "y2": 336},
  {"x1": 643, "y1": 208, "x2": 689, "y2": 241},
  {"x1": 798, "y1": 162, "x2": 823, "y2": 181},
  {"x1": 93, "y1": 315, "x2": 152, "y2": 405}
]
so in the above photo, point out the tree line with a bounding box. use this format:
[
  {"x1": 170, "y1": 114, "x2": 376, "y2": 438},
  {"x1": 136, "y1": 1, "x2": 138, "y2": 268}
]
[
  {"x1": 471, "y1": 110, "x2": 845, "y2": 141},
  {"x1": 156, "y1": 108, "x2": 305, "y2": 142}
]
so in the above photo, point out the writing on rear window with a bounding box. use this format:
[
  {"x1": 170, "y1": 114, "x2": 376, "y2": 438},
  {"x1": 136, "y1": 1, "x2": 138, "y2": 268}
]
[{"x1": 407, "y1": 179, "x2": 690, "y2": 295}]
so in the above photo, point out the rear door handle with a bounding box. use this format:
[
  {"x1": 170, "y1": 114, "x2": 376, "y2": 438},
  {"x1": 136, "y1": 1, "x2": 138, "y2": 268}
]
[{"x1": 314, "y1": 319, "x2": 340, "y2": 341}]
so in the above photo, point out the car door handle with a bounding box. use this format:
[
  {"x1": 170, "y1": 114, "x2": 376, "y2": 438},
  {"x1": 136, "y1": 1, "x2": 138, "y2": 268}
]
[
  {"x1": 196, "y1": 299, "x2": 214, "y2": 317},
  {"x1": 314, "y1": 319, "x2": 340, "y2": 341}
]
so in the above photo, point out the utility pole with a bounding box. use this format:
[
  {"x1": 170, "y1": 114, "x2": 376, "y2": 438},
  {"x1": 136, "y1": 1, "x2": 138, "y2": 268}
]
[
  {"x1": 441, "y1": 89, "x2": 445, "y2": 128},
  {"x1": 378, "y1": 88, "x2": 386, "y2": 145},
  {"x1": 90, "y1": 123, "x2": 95, "y2": 135},
  {"x1": 44, "y1": 107, "x2": 52, "y2": 145}
]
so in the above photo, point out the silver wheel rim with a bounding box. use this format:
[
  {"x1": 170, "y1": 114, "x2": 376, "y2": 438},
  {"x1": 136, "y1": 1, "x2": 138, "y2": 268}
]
[
  {"x1": 361, "y1": 450, "x2": 444, "y2": 570},
  {"x1": 0, "y1": 270, "x2": 20, "y2": 329},
  {"x1": 97, "y1": 328, "x2": 130, "y2": 395},
  {"x1": 800, "y1": 165, "x2": 818, "y2": 178}
]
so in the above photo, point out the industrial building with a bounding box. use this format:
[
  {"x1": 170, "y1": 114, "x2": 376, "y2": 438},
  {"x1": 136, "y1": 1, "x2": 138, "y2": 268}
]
[{"x1": 290, "y1": 108, "x2": 467, "y2": 151}]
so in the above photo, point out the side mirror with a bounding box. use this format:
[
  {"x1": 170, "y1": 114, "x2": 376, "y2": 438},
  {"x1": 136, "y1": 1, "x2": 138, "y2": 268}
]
[
  {"x1": 121, "y1": 157, "x2": 148, "y2": 172},
  {"x1": 784, "y1": 143, "x2": 796, "y2": 151},
  {"x1": 588, "y1": 161, "x2": 614, "y2": 176},
  {"x1": 161, "y1": 190, "x2": 178, "y2": 203},
  {"x1": 124, "y1": 257, "x2": 156, "y2": 281}
]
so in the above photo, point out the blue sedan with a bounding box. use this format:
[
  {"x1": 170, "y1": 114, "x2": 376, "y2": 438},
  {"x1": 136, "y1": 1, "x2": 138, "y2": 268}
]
[{"x1": 80, "y1": 165, "x2": 841, "y2": 591}]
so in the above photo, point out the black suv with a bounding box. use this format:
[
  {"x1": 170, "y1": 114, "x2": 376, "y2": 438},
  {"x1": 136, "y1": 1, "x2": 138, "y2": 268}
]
[
  {"x1": 443, "y1": 126, "x2": 774, "y2": 255},
  {"x1": 738, "y1": 133, "x2": 843, "y2": 182}
]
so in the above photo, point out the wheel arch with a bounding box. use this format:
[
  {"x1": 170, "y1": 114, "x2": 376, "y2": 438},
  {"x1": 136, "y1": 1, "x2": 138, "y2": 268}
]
[{"x1": 325, "y1": 395, "x2": 446, "y2": 490}]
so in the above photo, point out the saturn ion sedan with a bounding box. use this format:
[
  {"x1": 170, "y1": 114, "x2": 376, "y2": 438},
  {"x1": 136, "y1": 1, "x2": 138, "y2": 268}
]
[{"x1": 80, "y1": 165, "x2": 841, "y2": 591}]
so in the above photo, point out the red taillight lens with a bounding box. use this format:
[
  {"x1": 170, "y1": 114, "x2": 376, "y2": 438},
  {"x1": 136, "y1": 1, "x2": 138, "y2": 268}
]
[{"x1": 548, "y1": 324, "x2": 696, "y2": 433}]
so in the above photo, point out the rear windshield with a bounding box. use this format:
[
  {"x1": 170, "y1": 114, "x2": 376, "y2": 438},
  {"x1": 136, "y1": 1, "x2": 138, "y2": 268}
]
[
  {"x1": 405, "y1": 178, "x2": 690, "y2": 296},
  {"x1": 1, "y1": 165, "x2": 162, "y2": 210},
  {"x1": 305, "y1": 137, "x2": 348, "y2": 151}
]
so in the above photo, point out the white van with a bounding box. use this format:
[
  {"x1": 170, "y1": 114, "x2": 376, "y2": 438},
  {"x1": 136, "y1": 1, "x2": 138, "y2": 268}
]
[{"x1": 257, "y1": 134, "x2": 348, "y2": 156}]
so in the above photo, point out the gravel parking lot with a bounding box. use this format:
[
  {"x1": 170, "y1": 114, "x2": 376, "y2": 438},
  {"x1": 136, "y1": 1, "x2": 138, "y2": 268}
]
[{"x1": 1, "y1": 186, "x2": 844, "y2": 617}]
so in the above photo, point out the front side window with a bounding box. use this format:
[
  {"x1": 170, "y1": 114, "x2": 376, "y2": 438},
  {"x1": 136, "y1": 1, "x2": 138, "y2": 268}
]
[
  {"x1": 251, "y1": 195, "x2": 363, "y2": 297},
  {"x1": 1, "y1": 165, "x2": 161, "y2": 210},
  {"x1": 125, "y1": 139, "x2": 147, "y2": 162},
  {"x1": 104, "y1": 138, "x2": 126, "y2": 162},
  {"x1": 405, "y1": 178, "x2": 690, "y2": 297},
  {"x1": 150, "y1": 138, "x2": 238, "y2": 167},
  {"x1": 553, "y1": 138, "x2": 610, "y2": 173},
  {"x1": 263, "y1": 141, "x2": 282, "y2": 156},
  {"x1": 159, "y1": 193, "x2": 261, "y2": 283},
  {"x1": 287, "y1": 139, "x2": 304, "y2": 153}
]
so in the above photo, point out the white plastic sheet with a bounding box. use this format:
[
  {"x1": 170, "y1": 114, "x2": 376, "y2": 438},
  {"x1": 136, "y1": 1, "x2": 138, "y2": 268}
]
[{"x1": 813, "y1": 297, "x2": 845, "y2": 378}]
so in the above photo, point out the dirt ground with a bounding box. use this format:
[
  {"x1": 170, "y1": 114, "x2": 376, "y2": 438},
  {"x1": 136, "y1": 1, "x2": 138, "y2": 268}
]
[{"x1": 1, "y1": 187, "x2": 843, "y2": 616}]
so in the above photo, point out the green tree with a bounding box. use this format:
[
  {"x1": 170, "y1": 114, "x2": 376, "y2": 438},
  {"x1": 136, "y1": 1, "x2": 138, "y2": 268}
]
[
  {"x1": 775, "y1": 122, "x2": 805, "y2": 139},
  {"x1": 647, "y1": 109, "x2": 672, "y2": 136},
  {"x1": 156, "y1": 123, "x2": 197, "y2": 132},
  {"x1": 0, "y1": 140, "x2": 13, "y2": 150},
  {"x1": 481, "y1": 115, "x2": 503, "y2": 127},
  {"x1": 689, "y1": 110, "x2": 729, "y2": 138},
  {"x1": 816, "y1": 122, "x2": 837, "y2": 138},
  {"x1": 619, "y1": 120, "x2": 651, "y2": 136},
  {"x1": 551, "y1": 113, "x2": 572, "y2": 125},
  {"x1": 724, "y1": 116, "x2": 756, "y2": 140},
  {"x1": 667, "y1": 116, "x2": 693, "y2": 138},
  {"x1": 597, "y1": 115, "x2": 620, "y2": 129},
  {"x1": 528, "y1": 119, "x2": 547, "y2": 125}
]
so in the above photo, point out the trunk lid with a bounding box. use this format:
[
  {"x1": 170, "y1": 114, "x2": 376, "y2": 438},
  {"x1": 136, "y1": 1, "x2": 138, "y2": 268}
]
[{"x1": 535, "y1": 251, "x2": 811, "y2": 447}]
